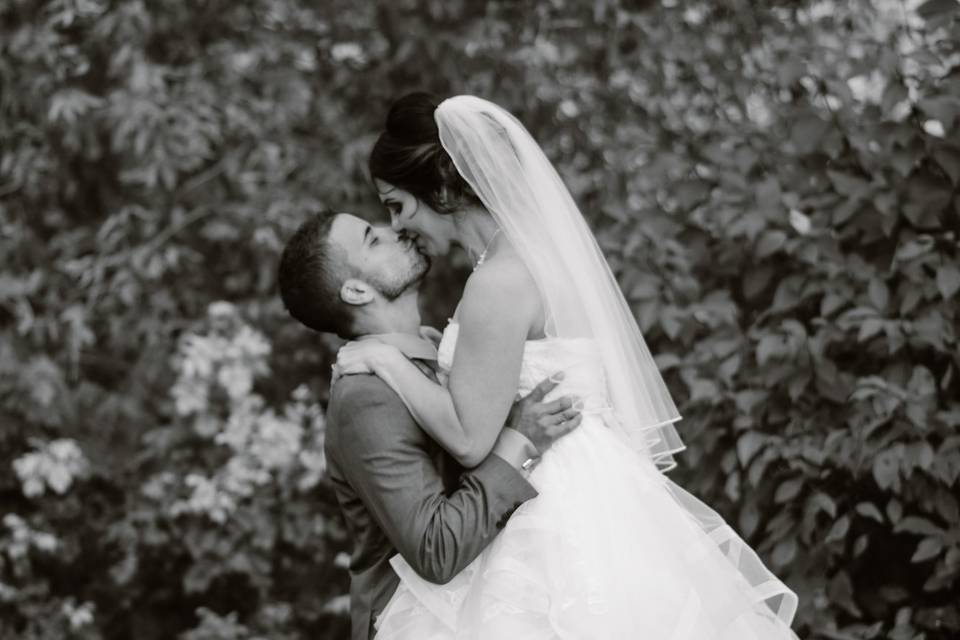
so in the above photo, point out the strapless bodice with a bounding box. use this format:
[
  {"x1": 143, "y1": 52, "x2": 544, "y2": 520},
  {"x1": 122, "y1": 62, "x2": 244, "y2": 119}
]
[{"x1": 437, "y1": 321, "x2": 612, "y2": 412}]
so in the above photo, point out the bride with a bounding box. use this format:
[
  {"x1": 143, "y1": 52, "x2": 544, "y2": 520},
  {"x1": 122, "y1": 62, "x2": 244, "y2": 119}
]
[{"x1": 335, "y1": 93, "x2": 800, "y2": 639}]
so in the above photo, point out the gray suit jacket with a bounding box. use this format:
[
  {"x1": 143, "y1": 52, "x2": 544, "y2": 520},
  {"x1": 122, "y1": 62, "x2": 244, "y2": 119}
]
[{"x1": 325, "y1": 372, "x2": 538, "y2": 640}]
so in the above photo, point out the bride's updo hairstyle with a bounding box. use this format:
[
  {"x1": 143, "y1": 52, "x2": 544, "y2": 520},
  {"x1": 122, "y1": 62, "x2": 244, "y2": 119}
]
[{"x1": 368, "y1": 92, "x2": 481, "y2": 214}]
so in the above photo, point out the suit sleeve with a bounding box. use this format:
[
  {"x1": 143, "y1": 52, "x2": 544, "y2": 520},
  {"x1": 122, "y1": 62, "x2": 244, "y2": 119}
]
[{"x1": 333, "y1": 383, "x2": 538, "y2": 585}]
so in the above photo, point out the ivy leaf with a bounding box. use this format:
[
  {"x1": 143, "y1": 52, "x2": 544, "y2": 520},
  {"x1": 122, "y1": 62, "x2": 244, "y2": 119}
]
[
  {"x1": 873, "y1": 449, "x2": 901, "y2": 491},
  {"x1": 826, "y1": 515, "x2": 851, "y2": 542},
  {"x1": 936, "y1": 264, "x2": 960, "y2": 300},
  {"x1": 675, "y1": 179, "x2": 712, "y2": 210},
  {"x1": 868, "y1": 278, "x2": 889, "y2": 311},
  {"x1": 895, "y1": 236, "x2": 935, "y2": 261},
  {"x1": 772, "y1": 538, "x2": 798, "y2": 567},
  {"x1": 791, "y1": 115, "x2": 830, "y2": 155},
  {"x1": 855, "y1": 502, "x2": 884, "y2": 523},
  {"x1": 787, "y1": 371, "x2": 811, "y2": 401},
  {"x1": 47, "y1": 89, "x2": 104, "y2": 124},
  {"x1": 737, "y1": 432, "x2": 766, "y2": 466},
  {"x1": 933, "y1": 449, "x2": 960, "y2": 486},
  {"x1": 832, "y1": 197, "x2": 863, "y2": 226},
  {"x1": 881, "y1": 80, "x2": 909, "y2": 116},
  {"x1": 880, "y1": 585, "x2": 910, "y2": 603},
  {"x1": 858, "y1": 318, "x2": 884, "y2": 342},
  {"x1": 739, "y1": 500, "x2": 760, "y2": 537},
  {"x1": 755, "y1": 230, "x2": 787, "y2": 258},
  {"x1": 853, "y1": 534, "x2": 869, "y2": 557},
  {"x1": 935, "y1": 491, "x2": 960, "y2": 523},
  {"x1": 886, "y1": 498, "x2": 903, "y2": 524},
  {"x1": 774, "y1": 477, "x2": 804, "y2": 503},
  {"x1": 913, "y1": 311, "x2": 947, "y2": 350},
  {"x1": 899, "y1": 287, "x2": 924, "y2": 316},
  {"x1": 933, "y1": 146, "x2": 960, "y2": 184},
  {"x1": 827, "y1": 170, "x2": 871, "y2": 198},
  {"x1": 810, "y1": 492, "x2": 838, "y2": 518},
  {"x1": 654, "y1": 352, "x2": 681, "y2": 370},
  {"x1": 919, "y1": 96, "x2": 960, "y2": 130},
  {"x1": 904, "y1": 174, "x2": 952, "y2": 226},
  {"x1": 630, "y1": 279, "x2": 659, "y2": 300},
  {"x1": 918, "y1": 0, "x2": 960, "y2": 20},
  {"x1": 322, "y1": 594, "x2": 351, "y2": 616},
  {"x1": 904, "y1": 442, "x2": 935, "y2": 472},
  {"x1": 748, "y1": 450, "x2": 774, "y2": 487},
  {"x1": 820, "y1": 292, "x2": 846, "y2": 316},
  {"x1": 757, "y1": 334, "x2": 787, "y2": 365},
  {"x1": 827, "y1": 570, "x2": 862, "y2": 617},
  {"x1": 891, "y1": 148, "x2": 920, "y2": 178},
  {"x1": 743, "y1": 265, "x2": 774, "y2": 299},
  {"x1": 659, "y1": 307, "x2": 684, "y2": 340},
  {"x1": 771, "y1": 275, "x2": 804, "y2": 312},
  {"x1": 894, "y1": 516, "x2": 944, "y2": 536},
  {"x1": 908, "y1": 367, "x2": 937, "y2": 399},
  {"x1": 911, "y1": 536, "x2": 943, "y2": 562},
  {"x1": 788, "y1": 208, "x2": 811, "y2": 234}
]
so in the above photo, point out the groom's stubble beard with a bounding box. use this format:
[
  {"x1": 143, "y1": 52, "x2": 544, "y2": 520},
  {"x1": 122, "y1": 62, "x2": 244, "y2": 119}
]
[{"x1": 369, "y1": 249, "x2": 431, "y2": 301}]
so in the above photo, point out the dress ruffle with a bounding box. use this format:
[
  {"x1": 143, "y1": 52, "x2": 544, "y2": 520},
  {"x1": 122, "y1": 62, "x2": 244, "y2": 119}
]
[{"x1": 375, "y1": 417, "x2": 798, "y2": 640}]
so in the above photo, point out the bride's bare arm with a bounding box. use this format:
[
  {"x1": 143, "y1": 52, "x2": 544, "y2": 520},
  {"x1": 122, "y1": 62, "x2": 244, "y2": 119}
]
[
  {"x1": 337, "y1": 260, "x2": 540, "y2": 467},
  {"x1": 445, "y1": 259, "x2": 542, "y2": 463},
  {"x1": 353, "y1": 351, "x2": 478, "y2": 463}
]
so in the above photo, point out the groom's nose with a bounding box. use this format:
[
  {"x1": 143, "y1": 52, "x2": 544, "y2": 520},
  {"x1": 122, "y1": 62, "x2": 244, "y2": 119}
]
[{"x1": 390, "y1": 215, "x2": 403, "y2": 232}]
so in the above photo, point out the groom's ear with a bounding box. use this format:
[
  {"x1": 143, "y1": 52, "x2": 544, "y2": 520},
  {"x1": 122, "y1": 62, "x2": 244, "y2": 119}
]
[{"x1": 340, "y1": 278, "x2": 374, "y2": 306}]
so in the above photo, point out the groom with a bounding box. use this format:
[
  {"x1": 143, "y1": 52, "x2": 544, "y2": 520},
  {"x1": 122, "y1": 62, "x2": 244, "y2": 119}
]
[{"x1": 277, "y1": 209, "x2": 581, "y2": 640}]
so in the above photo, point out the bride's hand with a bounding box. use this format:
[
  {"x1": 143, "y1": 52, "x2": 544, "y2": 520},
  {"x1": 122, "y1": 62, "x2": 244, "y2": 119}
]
[{"x1": 334, "y1": 340, "x2": 403, "y2": 381}]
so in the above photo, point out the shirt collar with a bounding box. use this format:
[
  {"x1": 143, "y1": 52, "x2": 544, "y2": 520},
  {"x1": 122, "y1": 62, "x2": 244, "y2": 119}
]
[{"x1": 358, "y1": 332, "x2": 438, "y2": 361}]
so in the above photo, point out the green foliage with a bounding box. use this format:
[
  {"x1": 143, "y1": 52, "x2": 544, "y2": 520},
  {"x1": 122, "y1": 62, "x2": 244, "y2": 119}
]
[
  {"x1": 617, "y1": 2, "x2": 960, "y2": 638},
  {"x1": 1, "y1": 0, "x2": 959, "y2": 638}
]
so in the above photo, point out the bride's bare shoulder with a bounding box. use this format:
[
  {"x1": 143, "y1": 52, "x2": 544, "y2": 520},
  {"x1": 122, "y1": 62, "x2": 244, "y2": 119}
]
[
  {"x1": 458, "y1": 253, "x2": 542, "y2": 332},
  {"x1": 464, "y1": 253, "x2": 537, "y2": 298}
]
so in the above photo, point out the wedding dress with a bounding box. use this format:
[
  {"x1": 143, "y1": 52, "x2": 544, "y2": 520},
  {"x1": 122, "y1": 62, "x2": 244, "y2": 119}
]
[{"x1": 373, "y1": 321, "x2": 800, "y2": 640}]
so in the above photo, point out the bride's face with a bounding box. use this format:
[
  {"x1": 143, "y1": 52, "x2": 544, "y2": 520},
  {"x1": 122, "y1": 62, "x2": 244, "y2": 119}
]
[{"x1": 374, "y1": 179, "x2": 457, "y2": 258}]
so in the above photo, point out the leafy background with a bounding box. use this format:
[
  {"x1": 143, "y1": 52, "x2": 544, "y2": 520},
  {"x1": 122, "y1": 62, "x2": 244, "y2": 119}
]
[{"x1": 1, "y1": 0, "x2": 959, "y2": 638}]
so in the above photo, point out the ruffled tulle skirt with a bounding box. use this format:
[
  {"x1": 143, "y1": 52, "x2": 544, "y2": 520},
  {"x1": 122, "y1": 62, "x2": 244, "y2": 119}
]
[{"x1": 374, "y1": 414, "x2": 800, "y2": 639}]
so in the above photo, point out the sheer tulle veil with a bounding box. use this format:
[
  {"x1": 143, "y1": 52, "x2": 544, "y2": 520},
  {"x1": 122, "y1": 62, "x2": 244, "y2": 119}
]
[{"x1": 435, "y1": 95, "x2": 685, "y2": 470}]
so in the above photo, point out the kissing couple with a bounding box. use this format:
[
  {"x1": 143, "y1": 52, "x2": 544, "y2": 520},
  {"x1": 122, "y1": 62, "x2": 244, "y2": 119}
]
[{"x1": 279, "y1": 94, "x2": 800, "y2": 639}]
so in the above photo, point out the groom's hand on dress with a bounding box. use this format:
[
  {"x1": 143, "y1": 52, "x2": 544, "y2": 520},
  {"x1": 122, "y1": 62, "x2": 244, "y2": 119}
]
[{"x1": 506, "y1": 373, "x2": 581, "y2": 455}]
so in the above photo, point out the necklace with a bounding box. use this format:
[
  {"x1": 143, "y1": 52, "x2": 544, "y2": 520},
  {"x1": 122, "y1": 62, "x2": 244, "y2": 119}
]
[{"x1": 473, "y1": 229, "x2": 501, "y2": 271}]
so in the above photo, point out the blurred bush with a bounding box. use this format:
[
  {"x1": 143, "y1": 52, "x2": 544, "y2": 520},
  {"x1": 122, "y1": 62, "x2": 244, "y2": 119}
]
[{"x1": 1, "y1": 0, "x2": 958, "y2": 638}]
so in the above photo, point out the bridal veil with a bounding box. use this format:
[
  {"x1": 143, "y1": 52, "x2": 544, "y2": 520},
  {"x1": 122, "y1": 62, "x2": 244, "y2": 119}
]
[{"x1": 435, "y1": 95, "x2": 685, "y2": 471}]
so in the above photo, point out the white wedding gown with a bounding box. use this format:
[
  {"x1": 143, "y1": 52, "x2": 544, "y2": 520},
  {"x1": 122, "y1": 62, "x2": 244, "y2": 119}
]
[{"x1": 374, "y1": 322, "x2": 800, "y2": 639}]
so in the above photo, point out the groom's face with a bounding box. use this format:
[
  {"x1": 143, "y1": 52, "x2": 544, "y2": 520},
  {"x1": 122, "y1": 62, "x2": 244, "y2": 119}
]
[{"x1": 329, "y1": 213, "x2": 429, "y2": 300}]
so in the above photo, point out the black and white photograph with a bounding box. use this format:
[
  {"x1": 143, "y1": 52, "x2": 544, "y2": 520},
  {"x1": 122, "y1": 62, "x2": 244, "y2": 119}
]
[{"x1": 2, "y1": 1, "x2": 959, "y2": 639}]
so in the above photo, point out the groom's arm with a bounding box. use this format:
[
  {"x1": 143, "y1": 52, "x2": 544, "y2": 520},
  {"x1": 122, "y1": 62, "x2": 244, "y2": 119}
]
[{"x1": 332, "y1": 378, "x2": 537, "y2": 585}]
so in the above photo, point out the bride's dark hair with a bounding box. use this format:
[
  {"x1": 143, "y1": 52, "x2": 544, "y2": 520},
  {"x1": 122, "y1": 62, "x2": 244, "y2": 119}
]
[{"x1": 368, "y1": 92, "x2": 480, "y2": 213}]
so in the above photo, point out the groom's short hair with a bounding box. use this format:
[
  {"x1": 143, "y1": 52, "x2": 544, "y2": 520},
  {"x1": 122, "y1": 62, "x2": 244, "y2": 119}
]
[{"x1": 278, "y1": 208, "x2": 357, "y2": 337}]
